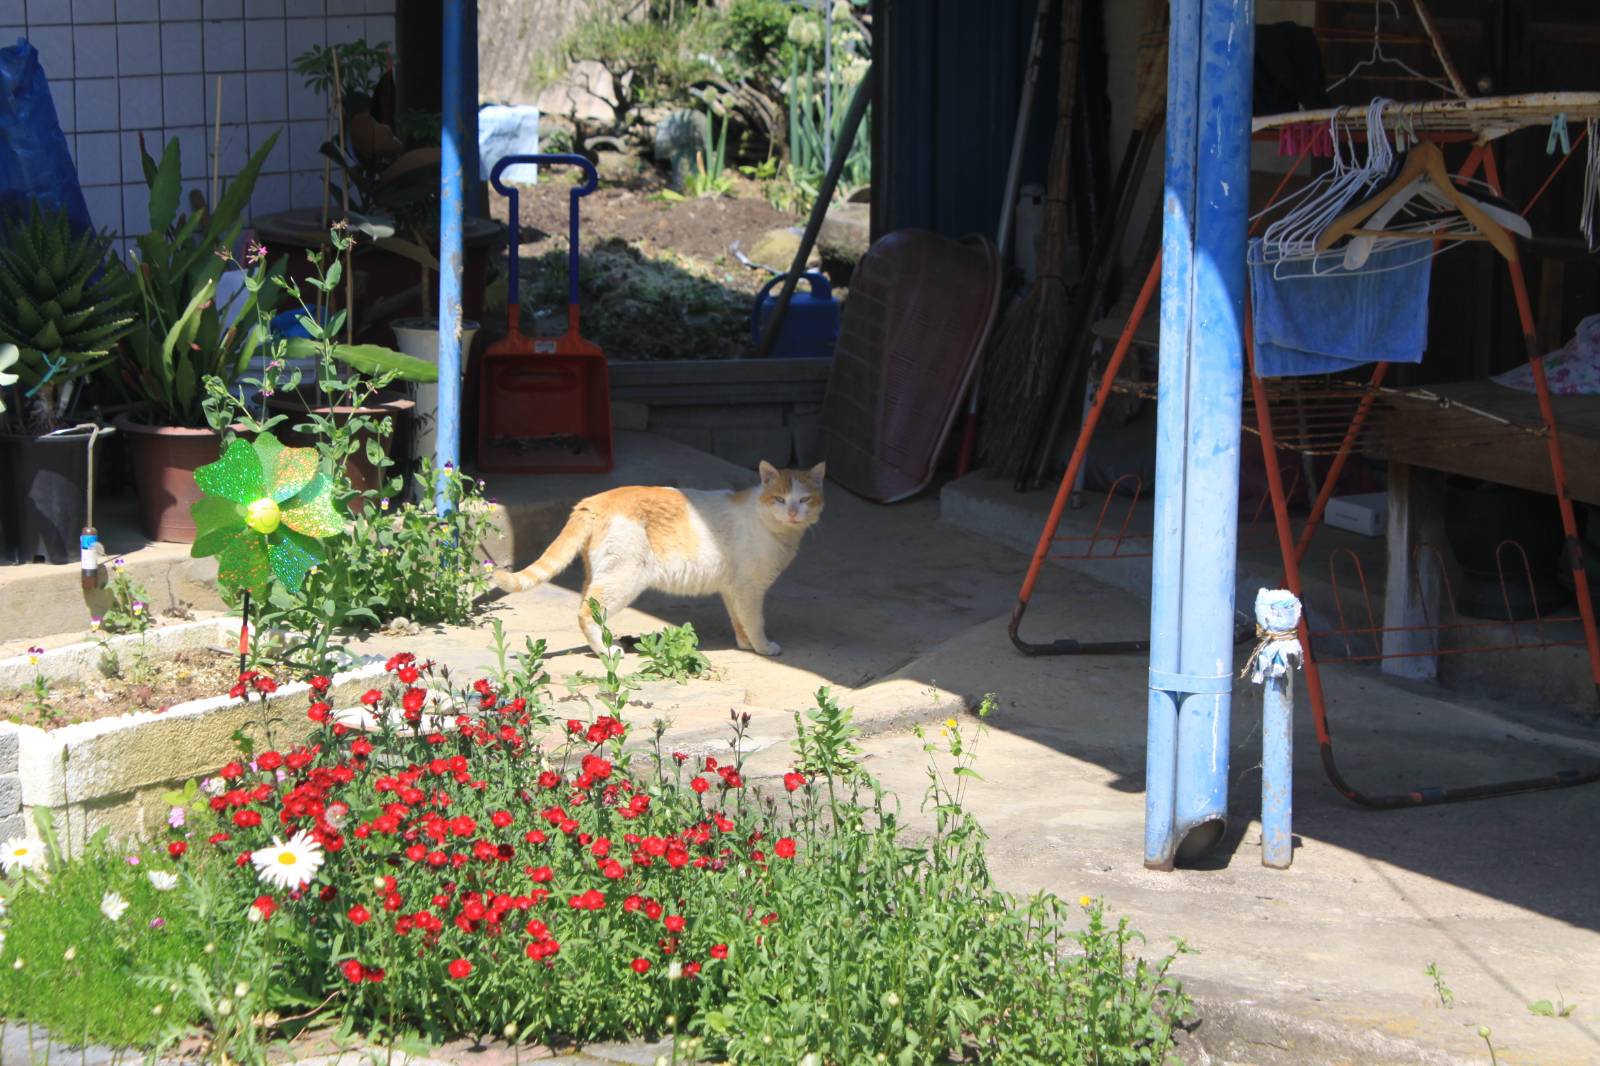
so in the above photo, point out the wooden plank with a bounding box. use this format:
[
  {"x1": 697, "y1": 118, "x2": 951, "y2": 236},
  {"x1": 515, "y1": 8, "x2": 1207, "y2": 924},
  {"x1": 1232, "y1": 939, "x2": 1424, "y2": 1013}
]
[{"x1": 1367, "y1": 381, "x2": 1600, "y2": 505}]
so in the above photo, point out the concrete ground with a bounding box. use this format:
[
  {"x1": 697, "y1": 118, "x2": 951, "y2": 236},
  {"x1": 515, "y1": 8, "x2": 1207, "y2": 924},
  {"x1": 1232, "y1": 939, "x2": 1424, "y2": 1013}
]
[{"x1": 8, "y1": 431, "x2": 1600, "y2": 1064}]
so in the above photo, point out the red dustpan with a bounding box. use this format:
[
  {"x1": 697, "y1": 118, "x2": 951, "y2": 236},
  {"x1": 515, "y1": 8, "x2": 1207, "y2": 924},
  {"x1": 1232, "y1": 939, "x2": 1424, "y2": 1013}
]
[{"x1": 478, "y1": 154, "x2": 614, "y2": 474}]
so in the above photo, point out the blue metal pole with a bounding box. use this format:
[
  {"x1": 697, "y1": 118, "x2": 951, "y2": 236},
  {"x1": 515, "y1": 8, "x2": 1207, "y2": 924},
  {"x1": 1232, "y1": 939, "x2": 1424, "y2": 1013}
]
[
  {"x1": 1144, "y1": 0, "x2": 1254, "y2": 871},
  {"x1": 436, "y1": 0, "x2": 466, "y2": 513},
  {"x1": 1250, "y1": 587, "x2": 1301, "y2": 869}
]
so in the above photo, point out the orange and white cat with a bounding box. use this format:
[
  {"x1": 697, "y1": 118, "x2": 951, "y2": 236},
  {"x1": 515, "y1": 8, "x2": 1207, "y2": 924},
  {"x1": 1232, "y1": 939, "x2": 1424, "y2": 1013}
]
[{"x1": 492, "y1": 461, "x2": 825, "y2": 657}]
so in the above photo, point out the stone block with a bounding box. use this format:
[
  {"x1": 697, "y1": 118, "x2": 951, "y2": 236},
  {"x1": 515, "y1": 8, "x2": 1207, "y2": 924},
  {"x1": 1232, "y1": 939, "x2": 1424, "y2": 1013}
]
[
  {"x1": 649, "y1": 403, "x2": 785, "y2": 431},
  {"x1": 612, "y1": 400, "x2": 650, "y2": 432},
  {"x1": 653, "y1": 426, "x2": 714, "y2": 454},
  {"x1": 0, "y1": 812, "x2": 22, "y2": 844},
  {"x1": 712, "y1": 427, "x2": 794, "y2": 470},
  {"x1": 0, "y1": 775, "x2": 18, "y2": 817},
  {"x1": 789, "y1": 411, "x2": 823, "y2": 466},
  {"x1": 0, "y1": 724, "x2": 17, "y2": 774}
]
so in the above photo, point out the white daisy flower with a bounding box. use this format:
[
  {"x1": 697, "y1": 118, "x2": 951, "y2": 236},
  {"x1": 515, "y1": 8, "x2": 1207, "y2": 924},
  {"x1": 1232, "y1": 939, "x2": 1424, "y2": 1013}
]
[
  {"x1": 0, "y1": 837, "x2": 38, "y2": 874},
  {"x1": 100, "y1": 891, "x2": 130, "y2": 922},
  {"x1": 147, "y1": 870, "x2": 179, "y2": 892},
  {"x1": 250, "y1": 830, "x2": 324, "y2": 890}
]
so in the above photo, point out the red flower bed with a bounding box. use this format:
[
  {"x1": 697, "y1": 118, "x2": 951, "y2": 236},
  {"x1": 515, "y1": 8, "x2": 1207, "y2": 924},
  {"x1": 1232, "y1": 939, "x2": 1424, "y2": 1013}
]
[{"x1": 169, "y1": 652, "x2": 803, "y2": 1042}]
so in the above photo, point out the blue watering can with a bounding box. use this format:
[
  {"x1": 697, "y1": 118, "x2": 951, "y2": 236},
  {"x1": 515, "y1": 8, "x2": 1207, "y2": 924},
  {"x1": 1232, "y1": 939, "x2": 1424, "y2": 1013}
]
[{"x1": 750, "y1": 271, "x2": 840, "y2": 359}]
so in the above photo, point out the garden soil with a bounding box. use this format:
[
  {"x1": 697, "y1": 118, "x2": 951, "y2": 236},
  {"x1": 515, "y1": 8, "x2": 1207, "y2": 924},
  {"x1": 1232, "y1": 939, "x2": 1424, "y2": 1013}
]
[
  {"x1": 0, "y1": 646, "x2": 238, "y2": 728},
  {"x1": 487, "y1": 175, "x2": 809, "y2": 360}
]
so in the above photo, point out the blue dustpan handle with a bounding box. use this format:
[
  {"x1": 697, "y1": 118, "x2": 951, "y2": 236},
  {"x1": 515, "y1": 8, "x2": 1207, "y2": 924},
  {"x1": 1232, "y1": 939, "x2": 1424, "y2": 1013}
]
[{"x1": 491, "y1": 154, "x2": 599, "y2": 311}]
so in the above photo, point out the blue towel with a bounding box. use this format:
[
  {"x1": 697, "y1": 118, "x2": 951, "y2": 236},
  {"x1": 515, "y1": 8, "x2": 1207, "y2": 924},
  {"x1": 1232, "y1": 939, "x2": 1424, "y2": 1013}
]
[{"x1": 1248, "y1": 238, "x2": 1432, "y2": 377}]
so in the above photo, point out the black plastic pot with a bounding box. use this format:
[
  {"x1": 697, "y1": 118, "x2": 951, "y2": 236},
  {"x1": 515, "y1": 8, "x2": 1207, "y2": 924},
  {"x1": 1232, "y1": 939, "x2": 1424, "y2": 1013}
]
[{"x1": 0, "y1": 427, "x2": 102, "y2": 565}]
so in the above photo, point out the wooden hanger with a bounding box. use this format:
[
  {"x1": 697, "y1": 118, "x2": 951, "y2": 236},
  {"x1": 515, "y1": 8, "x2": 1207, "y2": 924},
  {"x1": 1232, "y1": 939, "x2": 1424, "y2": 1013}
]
[{"x1": 1315, "y1": 141, "x2": 1519, "y2": 263}]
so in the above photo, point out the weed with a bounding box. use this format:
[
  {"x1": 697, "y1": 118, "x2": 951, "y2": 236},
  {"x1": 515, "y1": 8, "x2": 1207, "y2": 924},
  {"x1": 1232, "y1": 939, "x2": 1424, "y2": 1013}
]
[
  {"x1": 634, "y1": 621, "x2": 712, "y2": 683},
  {"x1": 96, "y1": 558, "x2": 153, "y2": 636},
  {"x1": 1425, "y1": 961, "x2": 1454, "y2": 1008},
  {"x1": 1478, "y1": 1025, "x2": 1499, "y2": 1065},
  {"x1": 1528, "y1": 993, "x2": 1576, "y2": 1018}
]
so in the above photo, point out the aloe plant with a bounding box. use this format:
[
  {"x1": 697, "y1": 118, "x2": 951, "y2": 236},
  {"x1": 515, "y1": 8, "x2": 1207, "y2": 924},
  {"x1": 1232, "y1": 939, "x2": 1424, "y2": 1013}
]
[
  {"x1": 0, "y1": 206, "x2": 137, "y2": 433},
  {"x1": 116, "y1": 133, "x2": 285, "y2": 428}
]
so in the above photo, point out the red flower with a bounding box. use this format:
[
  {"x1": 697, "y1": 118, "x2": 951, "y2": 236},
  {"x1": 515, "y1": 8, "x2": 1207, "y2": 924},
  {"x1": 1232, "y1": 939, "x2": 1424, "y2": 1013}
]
[
  {"x1": 228, "y1": 682, "x2": 248, "y2": 699},
  {"x1": 307, "y1": 702, "x2": 331, "y2": 723},
  {"x1": 219, "y1": 762, "x2": 245, "y2": 780},
  {"x1": 630, "y1": 957, "x2": 651, "y2": 974},
  {"x1": 384, "y1": 653, "x2": 415, "y2": 672},
  {"x1": 689, "y1": 777, "x2": 710, "y2": 794},
  {"x1": 397, "y1": 665, "x2": 420, "y2": 685},
  {"x1": 364, "y1": 966, "x2": 385, "y2": 983},
  {"x1": 566, "y1": 719, "x2": 584, "y2": 734},
  {"x1": 775, "y1": 837, "x2": 797, "y2": 859},
  {"x1": 253, "y1": 676, "x2": 278, "y2": 694},
  {"x1": 491, "y1": 810, "x2": 514, "y2": 828},
  {"x1": 600, "y1": 859, "x2": 625, "y2": 880},
  {"x1": 537, "y1": 770, "x2": 561, "y2": 790},
  {"x1": 671, "y1": 752, "x2": 688, "y2": 764},
  {"x1": 350, "y1": 737, "x2": 372, "y2": 756},
  {"x1": 168, "y1": 840, "x2": 188, "y2": 858},
  {"x1": 644, "y1": 899, "x2": 664, "y2": 921},
  {"x1": 709, "y1": 943, "x2": 728, "y2": 960},
  {"x1": 684, "y1": 961, "x2": 702, "y2": 977},
  {"x1": 309, "y1": 675, "x2": 331, "y2": 693},
  {"x1": 403, "y1": 687, "x2": 427, "y2": 714},
  {"x1": 783, "y1": 772, "x2": 807, "y2": 792},
  {"x1": 360, "y1": 689, "x2": 382, "y2": 706},
  {"x1": 206, "y1": 833, "x2": 229, "y2": 845},
  {"x1": 341, "y1": 960, "x2": 365, "y2": 983},
  {"x1": 256, "y1": 751, "x2": 283, "y2": 771},
  {"x1": 447, "y1": 958, "x2": 472, "y2": 979},
  {"x1": 664, "y1": 914, "x2": 685, "y2": 933},
  {"x1": 250, "y1": 895, "x2": 277, "y2": 921},
  {"x1": 233, "y1": 810, "x2": 262, "y2": 828},
  {"x1": 348, "y1": 904, "x2": 371, "y2": 925}
]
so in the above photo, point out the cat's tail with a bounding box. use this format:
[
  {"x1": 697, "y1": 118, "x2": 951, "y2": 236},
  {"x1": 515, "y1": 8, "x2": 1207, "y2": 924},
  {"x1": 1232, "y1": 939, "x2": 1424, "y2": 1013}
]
[{"x1": 492, "y1": 510, "x2": 592, "y2": 593}]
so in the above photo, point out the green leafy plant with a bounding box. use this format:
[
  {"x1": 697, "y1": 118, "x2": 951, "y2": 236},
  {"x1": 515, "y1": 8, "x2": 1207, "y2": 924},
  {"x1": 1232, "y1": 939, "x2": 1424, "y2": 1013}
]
[
  {"x1": 660, "y1": 108, "x2": 735, "y2": 202},
  {"x1": 0, "y1": 206, "x2": 137, "y2": 433},
  {"x1": 634, "y1": 620, "x2": 712, "y2": 682},
  {"x1": 292, "y1": 38, "x2": 390, "y2": 108},
  {"x1": 1528, "y1": 994, "x2": 1576, "y2": 1018},
  {"x1": 116, "y1": 134, "x2": 285, "y2": 428},
  {"x1": 94, "y1": 556, "x2": 154, "y2": 635},
  {"x1": 1425, "y1": 960, "x2": 1454, "y2": 1009}
]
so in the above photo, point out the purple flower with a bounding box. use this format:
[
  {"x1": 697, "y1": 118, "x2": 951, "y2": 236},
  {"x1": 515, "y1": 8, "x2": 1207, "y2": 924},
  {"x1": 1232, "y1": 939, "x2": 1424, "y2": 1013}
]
[
  {"x1": 125, "y1": 855, "x2": 141, "y2": 866},
  {"x1": 167, "y1": 806, "x2": 186, "y2": 829},
  {"x1": 148, "y1": 917, "x2": 165, "y2": 930}
]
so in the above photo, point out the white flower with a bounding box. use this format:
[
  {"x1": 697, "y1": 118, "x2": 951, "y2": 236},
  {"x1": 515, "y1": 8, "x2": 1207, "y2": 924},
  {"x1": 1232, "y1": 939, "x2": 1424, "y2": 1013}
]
[
  {"x1": 250, "y1": 830, "x2": 324, "y2": 890},
  {"x1": 100, "y1": 891, "x2": 130, "y2": 922},
  {"x1": 147, "y1": 870, "x2": 178, "y2": 892},
  {"x1": 63, "y1": 946, "x2": 76, "y2": 961},
  {"x1": 0, "y1": 838, "x2": 38, "y2": 874}
]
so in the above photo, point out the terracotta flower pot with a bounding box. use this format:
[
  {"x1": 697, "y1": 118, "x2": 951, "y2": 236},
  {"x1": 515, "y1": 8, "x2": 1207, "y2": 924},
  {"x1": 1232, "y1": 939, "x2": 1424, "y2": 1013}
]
[
  {"x1": 0, "y1": 427, "x2": 103, "y2": 564},
  {"x1": 115, "y1": 416, "x2": 222, "y2": 543}
]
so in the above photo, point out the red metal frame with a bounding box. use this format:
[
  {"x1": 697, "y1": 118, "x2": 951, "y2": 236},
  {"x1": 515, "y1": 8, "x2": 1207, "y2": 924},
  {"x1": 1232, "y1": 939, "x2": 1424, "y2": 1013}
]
[{"x1": 1012, "y1": 136, "x2": 1600, "y2": 805}]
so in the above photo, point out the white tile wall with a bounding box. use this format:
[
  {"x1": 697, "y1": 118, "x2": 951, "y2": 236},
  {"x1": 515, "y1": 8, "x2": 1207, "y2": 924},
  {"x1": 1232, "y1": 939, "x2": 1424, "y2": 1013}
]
[{"x1": 9, "y1": 1, "x2": 396, "y2": 240}]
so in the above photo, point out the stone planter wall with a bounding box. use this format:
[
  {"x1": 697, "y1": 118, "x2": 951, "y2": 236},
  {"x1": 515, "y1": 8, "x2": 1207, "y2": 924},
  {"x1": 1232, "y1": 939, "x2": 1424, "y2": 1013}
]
[
  {"x1": 0, "y1": 619, "x2": 384, "y2": 853},
  {"x1": 609, "y1": 358, "x2": 831, "y2": 469}
]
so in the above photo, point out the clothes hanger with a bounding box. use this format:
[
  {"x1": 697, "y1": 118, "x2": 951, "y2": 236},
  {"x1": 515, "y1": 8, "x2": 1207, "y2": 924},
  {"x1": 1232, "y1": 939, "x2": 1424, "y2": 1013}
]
[
  {"x1": 1343, "y1": 170, "x2": 1531, "y2": 269},
  {"x1": 1316, "y1": 141, "x2": 1519, "y2": 263}
]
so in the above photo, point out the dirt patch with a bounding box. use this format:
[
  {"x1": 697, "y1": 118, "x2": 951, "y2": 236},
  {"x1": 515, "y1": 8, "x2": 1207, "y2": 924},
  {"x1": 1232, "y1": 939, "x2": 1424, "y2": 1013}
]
[
  {"x1": 0, "y1": 647, "x2": 241, "y2": 729},
  {"x1": 487, "y1": 175, "x2": 813, "y2": 360}
]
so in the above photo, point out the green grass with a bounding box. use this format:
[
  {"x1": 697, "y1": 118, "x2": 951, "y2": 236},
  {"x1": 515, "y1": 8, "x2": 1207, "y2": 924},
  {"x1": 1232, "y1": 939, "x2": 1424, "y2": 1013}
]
[{"x1": 0, "y1": 836, "x2": 209, "y2": 1047}]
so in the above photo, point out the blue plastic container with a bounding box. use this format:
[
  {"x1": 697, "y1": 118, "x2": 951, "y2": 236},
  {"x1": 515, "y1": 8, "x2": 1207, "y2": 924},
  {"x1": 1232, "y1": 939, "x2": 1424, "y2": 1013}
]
[{"x1": 750, "y1": 271, "x2": 840, "y2": 359}]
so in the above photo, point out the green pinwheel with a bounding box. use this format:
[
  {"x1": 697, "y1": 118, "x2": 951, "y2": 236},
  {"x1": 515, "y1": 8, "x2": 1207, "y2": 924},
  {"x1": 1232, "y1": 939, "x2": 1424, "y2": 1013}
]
[{"x1": 189, "y1": 434, "x2": 344, "y2": 597}]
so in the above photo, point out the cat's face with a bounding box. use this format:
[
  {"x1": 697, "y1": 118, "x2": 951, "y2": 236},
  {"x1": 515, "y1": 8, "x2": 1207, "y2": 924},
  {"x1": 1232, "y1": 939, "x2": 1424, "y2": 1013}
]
[{"x1": 757, "y1": 461, "x2": 827, "y2": 529}]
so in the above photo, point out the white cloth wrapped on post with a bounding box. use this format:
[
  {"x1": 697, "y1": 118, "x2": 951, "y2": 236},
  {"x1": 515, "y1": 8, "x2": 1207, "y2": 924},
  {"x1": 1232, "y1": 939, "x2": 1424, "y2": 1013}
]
[{"x1": 1245, "y1": 588, "x2": 1303, "y2": 683}]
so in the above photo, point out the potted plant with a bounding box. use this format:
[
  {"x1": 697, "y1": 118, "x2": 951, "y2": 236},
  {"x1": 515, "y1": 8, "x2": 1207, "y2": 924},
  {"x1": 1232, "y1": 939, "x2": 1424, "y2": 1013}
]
[
  {"x1": 0, "y1": 206, "x2": 138, "y2": 564},
  {"x1": 109, "y1": 134, "x2": 286, "y2": 543},
  {"x1": 255, "y1": 39, "x2": 499, "y2": 343}
]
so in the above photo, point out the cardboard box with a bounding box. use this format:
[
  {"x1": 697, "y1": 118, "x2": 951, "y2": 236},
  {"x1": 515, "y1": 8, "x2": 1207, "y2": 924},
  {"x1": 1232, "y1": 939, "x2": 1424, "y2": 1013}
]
[{"x1": 1324, "y1": 492, "x2": 1387, "y2": 537}]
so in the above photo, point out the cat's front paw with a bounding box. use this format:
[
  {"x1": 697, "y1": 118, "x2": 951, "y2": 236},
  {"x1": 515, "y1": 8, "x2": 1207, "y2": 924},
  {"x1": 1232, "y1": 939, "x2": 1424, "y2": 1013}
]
[{"x1": 752, "y1": 640, "x2": 782, "y2": 657}]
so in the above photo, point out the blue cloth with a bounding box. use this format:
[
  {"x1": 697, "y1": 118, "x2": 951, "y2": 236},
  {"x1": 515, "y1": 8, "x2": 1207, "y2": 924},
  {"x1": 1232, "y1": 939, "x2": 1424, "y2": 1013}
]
[{"x1": 1248, "y1": 237, "x2": 1432, "y2": 377}]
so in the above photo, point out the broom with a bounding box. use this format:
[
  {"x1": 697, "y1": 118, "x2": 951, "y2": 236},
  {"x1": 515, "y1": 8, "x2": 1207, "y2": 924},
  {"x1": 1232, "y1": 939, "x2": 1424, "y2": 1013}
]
[{"x1": 978, "y1": 0, "x2": 1085, "y2": 475}]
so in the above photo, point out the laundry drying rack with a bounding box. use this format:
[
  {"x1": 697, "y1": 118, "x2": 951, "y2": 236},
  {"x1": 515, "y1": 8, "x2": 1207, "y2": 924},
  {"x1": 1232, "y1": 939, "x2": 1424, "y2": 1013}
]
[{"x1": 1011, "y1": 89, "x2": 1600, "y2": 809}]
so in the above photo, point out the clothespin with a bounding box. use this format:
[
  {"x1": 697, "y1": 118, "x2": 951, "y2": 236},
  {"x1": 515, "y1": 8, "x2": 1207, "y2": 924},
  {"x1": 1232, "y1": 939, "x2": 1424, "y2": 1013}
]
[{"x1": 1548, "y1": 112, "x2": 1571, "y2": 156}]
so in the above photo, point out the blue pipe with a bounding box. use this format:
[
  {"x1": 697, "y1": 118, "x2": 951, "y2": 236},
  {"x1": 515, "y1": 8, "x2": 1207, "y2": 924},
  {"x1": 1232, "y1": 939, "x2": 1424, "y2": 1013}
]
[
  {"x1": 1144, "y1": 0, "x2": 1254, "y2": 870},
  {"x1": 462, "y1": 0, "x2": 481, "y2": 218},
  {"x1": 436, "y1": 0, "x2": 466, "y2": 513}
]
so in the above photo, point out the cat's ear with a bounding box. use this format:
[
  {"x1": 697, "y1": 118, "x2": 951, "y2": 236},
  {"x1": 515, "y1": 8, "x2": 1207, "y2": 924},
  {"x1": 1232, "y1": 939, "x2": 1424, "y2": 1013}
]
[
  {"x1": 808, "y1": 461, "x2": 827, "y2": 483},
  {"x1": 758, "y1": 460, "x2": 779, "y2": 484}
]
